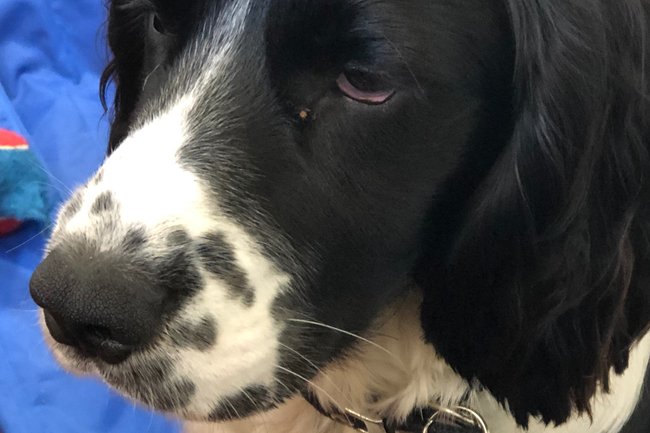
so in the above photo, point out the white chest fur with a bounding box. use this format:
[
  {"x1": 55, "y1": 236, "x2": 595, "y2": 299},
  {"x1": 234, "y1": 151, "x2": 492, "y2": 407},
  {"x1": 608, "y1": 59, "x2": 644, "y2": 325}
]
[{"x1": 186, "y1": 292, "x2": 650, "y2": 433}]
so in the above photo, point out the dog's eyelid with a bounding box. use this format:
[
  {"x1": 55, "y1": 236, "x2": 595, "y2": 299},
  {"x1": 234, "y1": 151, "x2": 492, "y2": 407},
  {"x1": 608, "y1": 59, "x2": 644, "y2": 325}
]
[
  {"x1": 342, "y1": 59, "x2": 410, "y2": 88},
  {"x1": 148, "y1": 11, "x2": 177, "y2": 37},
  {"x1": 336, "y1": 65, "x2": 395, "y2": 104},
  {"x1": 152, "y1": 13, "x2": 165, "y2": 33},
  {"x1": 337, "y1": 73, "x2": 395, "y2": 105}
]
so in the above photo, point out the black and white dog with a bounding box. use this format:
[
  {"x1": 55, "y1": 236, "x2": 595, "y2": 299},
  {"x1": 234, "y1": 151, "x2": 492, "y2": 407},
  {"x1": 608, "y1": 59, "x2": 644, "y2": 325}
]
[{"x1": 29, "y1": 0, "x2": 650, "y2": 432}]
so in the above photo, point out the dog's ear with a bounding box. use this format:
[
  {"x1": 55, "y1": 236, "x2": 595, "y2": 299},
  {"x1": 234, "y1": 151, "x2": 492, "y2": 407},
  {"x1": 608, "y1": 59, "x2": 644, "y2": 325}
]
[
  {"x1": 416, "y1": 0, "x2": 650, "y2": 426},
  {"x1": 101, "y1": 0, "x2": 167, "y2": 152}
]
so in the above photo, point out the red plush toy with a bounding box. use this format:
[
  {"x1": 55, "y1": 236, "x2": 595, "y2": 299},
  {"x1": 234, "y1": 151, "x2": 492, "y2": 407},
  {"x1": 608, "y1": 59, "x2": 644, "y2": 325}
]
[{"x1": 0, "y1": 217, "x2": 22, "y2": 235}]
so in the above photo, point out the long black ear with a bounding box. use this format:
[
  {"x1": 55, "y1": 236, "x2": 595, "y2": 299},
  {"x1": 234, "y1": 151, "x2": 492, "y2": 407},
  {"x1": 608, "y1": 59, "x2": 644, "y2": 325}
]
[
  {"x1": 100, "y1": 0, "x2": 153, "y2": 152},
  {"x1": 417, "y1": 0, "x2": 650, "y2": 426}
]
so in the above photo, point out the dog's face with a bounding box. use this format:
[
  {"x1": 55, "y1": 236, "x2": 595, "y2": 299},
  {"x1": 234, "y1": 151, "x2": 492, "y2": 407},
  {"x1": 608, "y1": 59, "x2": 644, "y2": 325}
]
[
  {"x1": 30, "y1": 0, "x2": 650, "y2": 427},
  {"x1": 29, "y1": 0, "x2": 511, "y2": 421}
]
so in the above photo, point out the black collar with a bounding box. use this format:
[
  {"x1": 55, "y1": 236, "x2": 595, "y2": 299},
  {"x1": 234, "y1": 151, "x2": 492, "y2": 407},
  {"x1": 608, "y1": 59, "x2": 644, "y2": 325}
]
[{"x1": 302, "y1": 390, "x2": 490, "y2": 433}]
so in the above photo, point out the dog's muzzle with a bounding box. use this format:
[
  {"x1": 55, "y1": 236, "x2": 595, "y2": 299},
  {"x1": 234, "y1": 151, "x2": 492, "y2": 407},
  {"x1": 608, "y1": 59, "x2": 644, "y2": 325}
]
[{"x1": 30, "y1": 246, "x2": 167, "y2": 364}]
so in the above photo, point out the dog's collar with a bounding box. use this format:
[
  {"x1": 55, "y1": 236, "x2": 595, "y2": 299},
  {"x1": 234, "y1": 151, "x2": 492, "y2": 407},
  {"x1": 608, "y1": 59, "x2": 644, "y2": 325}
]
[{"x1": 302, "y1": 390, "x2": 490, "y2": 433}]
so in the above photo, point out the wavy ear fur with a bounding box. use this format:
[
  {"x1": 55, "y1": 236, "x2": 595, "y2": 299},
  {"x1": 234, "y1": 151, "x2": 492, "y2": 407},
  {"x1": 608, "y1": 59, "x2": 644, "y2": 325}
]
[
  {"x1": 417, "y1": 0, "x2": 650, "y2": 426},
  {"x1": 100, "y1": 0, "x2": 151, "y2": 150}
]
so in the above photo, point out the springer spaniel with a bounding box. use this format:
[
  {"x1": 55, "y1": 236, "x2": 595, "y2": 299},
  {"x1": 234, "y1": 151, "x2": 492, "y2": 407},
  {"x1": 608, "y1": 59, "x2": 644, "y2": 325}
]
[{"x1": 29, "y1": 0, "x2": 650, "y2": 432}]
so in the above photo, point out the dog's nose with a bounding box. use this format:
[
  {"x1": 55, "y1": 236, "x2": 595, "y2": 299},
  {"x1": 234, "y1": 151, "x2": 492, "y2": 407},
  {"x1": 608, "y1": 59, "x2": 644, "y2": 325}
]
[{"x1": 29, "y1": 248, "x2": 166, "y2": 364}]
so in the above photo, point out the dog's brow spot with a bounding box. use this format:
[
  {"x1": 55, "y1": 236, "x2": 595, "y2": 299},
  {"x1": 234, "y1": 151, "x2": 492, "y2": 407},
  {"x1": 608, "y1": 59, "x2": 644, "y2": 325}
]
[
  {"x1": 196, "y1": 232, "x2": 256, "y2": 307},
  {"x1": 158, "y1": 249, "x2": 203, "y2": 294},
  {"x1": 91, "y1": 191, "x2": 116, "y2": 215},
  {"x1": 122, "y1": 226, "x2": 148, "y2": 252},
  {"x1": 167, "y1": 229, "x2": 191, "y2": 247},
  {"x1": 168, "y1": 316, "x2": 218, "y2": 351}
]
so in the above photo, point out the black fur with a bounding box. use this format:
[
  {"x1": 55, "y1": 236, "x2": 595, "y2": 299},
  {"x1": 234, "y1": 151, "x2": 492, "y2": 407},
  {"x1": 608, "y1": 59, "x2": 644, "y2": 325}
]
[
  {"x1": 86, "y1": 0, "x2": 650, "y2": 426},
  {"x1": 417, "y1": 0, "x2": 650, "y2": 426},
  {"x1": 167, "y1": 316, "x2": 218, "y2": 351},
  {"x1": 196, "y1": 233, "x2": 256, "y2": 306},
  {"x1": 102, "y1": 354, "x2": 197, "y2": 411},
  {"x1": 91, "y1": 191, "x2": 115, "y2": 214}
]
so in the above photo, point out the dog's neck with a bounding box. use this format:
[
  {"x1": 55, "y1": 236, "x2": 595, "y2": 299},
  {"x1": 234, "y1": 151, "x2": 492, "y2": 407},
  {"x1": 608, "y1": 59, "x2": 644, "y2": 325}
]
[{"x1": 185, "y1": 291, "x2": 650, "y2": 433}]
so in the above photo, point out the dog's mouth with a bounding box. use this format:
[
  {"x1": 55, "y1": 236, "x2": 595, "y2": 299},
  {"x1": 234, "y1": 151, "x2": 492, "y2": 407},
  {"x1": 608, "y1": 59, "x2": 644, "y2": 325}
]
[
  {"x1": 39, "y1": 307, "x2": 296, "y2": 422},
  {"x1": 46, "y1": 337, "x2": 288, "y2": 421}
]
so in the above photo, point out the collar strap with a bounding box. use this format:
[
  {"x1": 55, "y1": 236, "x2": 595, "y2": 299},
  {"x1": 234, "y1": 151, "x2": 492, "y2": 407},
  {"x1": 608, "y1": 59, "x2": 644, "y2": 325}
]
[{"x1": 302, "y1": 390, "x2": 490, "y2": 433}]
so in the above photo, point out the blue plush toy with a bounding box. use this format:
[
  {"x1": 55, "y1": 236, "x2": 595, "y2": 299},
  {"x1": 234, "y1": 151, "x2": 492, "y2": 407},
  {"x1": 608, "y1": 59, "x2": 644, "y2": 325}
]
[{"x1": 0, "y1": 127, "x2": 50, "y2": 236}]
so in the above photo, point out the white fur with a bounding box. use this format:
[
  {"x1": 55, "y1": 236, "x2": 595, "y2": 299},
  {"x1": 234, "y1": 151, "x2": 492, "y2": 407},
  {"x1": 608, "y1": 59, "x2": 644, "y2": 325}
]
[
  {"x1": 64, "y1": 96, "x2": 215, "y2": 246},
  {"x1": 186, "y1": 292, "x2": 650, "y2": 433},
  {"x1": 170, "y1": 218, "x2": 291, "y2": 418}
]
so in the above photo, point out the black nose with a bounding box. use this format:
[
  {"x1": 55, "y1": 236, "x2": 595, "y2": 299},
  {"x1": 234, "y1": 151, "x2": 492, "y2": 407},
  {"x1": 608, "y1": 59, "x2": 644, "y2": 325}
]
[{"x1": 30, "y1": 247, "x2": 166, "y2": 364}]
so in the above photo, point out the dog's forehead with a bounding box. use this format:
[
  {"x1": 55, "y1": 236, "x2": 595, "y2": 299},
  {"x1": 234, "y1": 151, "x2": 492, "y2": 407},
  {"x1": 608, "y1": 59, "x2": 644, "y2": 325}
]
[
  {"x1": 59, "y1": 0, "x2": 298, "y2": 259},
  {"x1": 132, "y1": 0, "x2": 255, "y2": 122},
  {"x1": 76, "y1": 98, "x2": 208, "y2": 232},
  {"x1": 84, "y1": 1, "x2": 256, "y2": 220}
]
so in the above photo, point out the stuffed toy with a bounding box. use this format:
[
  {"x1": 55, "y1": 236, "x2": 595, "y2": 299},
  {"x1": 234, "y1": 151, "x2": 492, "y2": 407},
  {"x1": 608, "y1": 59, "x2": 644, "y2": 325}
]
[{"x1": 0, "y1": 128, "x2": 50, "y2": 236}]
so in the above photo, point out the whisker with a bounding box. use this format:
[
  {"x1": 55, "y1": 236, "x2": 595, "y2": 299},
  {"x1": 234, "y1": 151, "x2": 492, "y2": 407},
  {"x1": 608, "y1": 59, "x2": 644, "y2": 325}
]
[
  {"x1": 4, "y1": 223, "x2": 53, "y2": 253},
  {"x1": 29, "y1": 180, "x2": 71, "y2": 198},
  {"x1": 6, "y1": 307, "x2": 41, "y2": 313},
  {"x1": 240, "y1": 387, "x2": 271, "y2": 433},
  {"x1": 274, "y1": 364, "x2": 347, "y2": 413},
  {"x1": 28, "y1": 159, "x2": 74, "y2": 195},
  {"x1": 277, "y1": 342, "x2": 355, "y2": 407},
  {"x1": 376, "y1": 29, "x2": 426, "y2": 98},
  {"x1": 226, "y1": 397, "x2": 242, "y2": 420},
  {"x1": 142, "y1": 63, "x2": 162, "y2": 90},
  {"x1": 273, "y1": 376, "x2": 294, "y2": 396},
  {"x1": 240, "y1": 387, "x2": 260, "y2": 410},
  {"x1": 144, "y1": 411, "x2": 154, "y2": 433},
  {"x1": 286, "y1": 318, "x2": 399, "y2": 361}
]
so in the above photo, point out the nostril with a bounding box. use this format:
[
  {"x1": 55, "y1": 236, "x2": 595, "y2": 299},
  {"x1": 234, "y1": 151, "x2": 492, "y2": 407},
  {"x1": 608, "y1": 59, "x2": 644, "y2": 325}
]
[
  {"x1": 95, "y1": 338, "x2": 134, "y2": 365},
  {"x1": 31, "y1": 248, "x2": 165, "y2": 364},
  {"x1": 83, "y1": 324, "x2": 114, "y2": 342},
  {"x1": 43, "y1": 312, "x2": 134, "y2": 364},
  {"x1": 43, "y1": 311, "x2": 76, "y2": 346},
  {"x1": 75, "y1": 324, "x2": 135, "y2": 365}
]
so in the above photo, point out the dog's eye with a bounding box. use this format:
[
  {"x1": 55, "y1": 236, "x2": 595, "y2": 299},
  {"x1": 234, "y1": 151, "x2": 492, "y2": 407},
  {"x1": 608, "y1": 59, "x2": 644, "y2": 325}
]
[
  {"x1": 336, "y1": 68, "x2": 395, "y2": 105},
  {"x1": 150, "y1": 13, "x2": 167, "y2": 35}
]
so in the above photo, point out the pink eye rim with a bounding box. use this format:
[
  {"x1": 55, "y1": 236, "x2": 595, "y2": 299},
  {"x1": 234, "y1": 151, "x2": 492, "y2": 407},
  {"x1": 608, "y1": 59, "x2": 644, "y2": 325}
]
[{"x1": 336, "y1": 72, "x2": 395, "y2": 105}]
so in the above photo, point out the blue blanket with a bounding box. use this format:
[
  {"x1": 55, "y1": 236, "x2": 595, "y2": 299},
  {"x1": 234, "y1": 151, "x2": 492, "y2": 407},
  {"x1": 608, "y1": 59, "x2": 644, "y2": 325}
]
[{"x1": 0, "y1": 1, "x2": 180, "y2": 432}]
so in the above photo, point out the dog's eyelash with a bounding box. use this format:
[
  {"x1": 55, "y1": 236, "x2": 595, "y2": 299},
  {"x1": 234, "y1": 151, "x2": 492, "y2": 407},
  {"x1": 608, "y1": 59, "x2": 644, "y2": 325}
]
[{"x1": 336, "y1": 70, "x2": 395, "y2": 104}]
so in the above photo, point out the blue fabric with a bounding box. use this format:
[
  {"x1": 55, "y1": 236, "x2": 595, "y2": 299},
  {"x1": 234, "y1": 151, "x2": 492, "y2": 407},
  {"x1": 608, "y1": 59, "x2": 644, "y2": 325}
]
[{"x1": 0, "y1": 1, "x2": 180, "y2": 432}]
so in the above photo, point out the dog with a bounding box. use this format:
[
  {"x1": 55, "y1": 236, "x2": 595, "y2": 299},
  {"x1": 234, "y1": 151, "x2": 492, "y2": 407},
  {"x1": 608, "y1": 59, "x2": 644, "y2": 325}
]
[{"x1": 29, "y1": 0, "x2": 650, "y2": 432}]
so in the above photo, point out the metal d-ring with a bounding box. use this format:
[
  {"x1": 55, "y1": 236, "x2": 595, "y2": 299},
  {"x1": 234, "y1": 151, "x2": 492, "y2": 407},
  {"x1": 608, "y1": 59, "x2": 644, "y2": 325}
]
[{"x1": 422, "y1": 404, "x2": 490, "y2": 433}]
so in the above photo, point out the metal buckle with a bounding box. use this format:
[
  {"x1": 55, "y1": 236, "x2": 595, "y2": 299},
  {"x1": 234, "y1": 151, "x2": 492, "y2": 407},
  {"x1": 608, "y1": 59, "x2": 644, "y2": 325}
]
[
  {"x1": 421, "y1": 404, "x2": 490, "y2": 433},
  {"x1": 330, "y1": 407, "x2": 385, "y2": 433},
  {"x1": 332, "y1": 404, "x2": 489, "y2": 433},
  {"x1": 306, "y1": 390, "x2": 489, "y2": 433}
]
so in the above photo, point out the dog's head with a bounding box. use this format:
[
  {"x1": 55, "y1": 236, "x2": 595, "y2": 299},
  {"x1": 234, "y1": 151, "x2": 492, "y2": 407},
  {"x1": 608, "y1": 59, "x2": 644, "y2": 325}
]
[{"x1": 30, "y1": 0, "x2": 650, "y2": 427}]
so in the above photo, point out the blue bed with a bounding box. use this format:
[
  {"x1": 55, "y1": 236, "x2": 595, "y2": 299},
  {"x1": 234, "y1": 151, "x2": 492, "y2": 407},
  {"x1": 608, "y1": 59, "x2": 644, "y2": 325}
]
[{"x1": 0, "y1": 1, "x2": 179, "y2": 431}]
